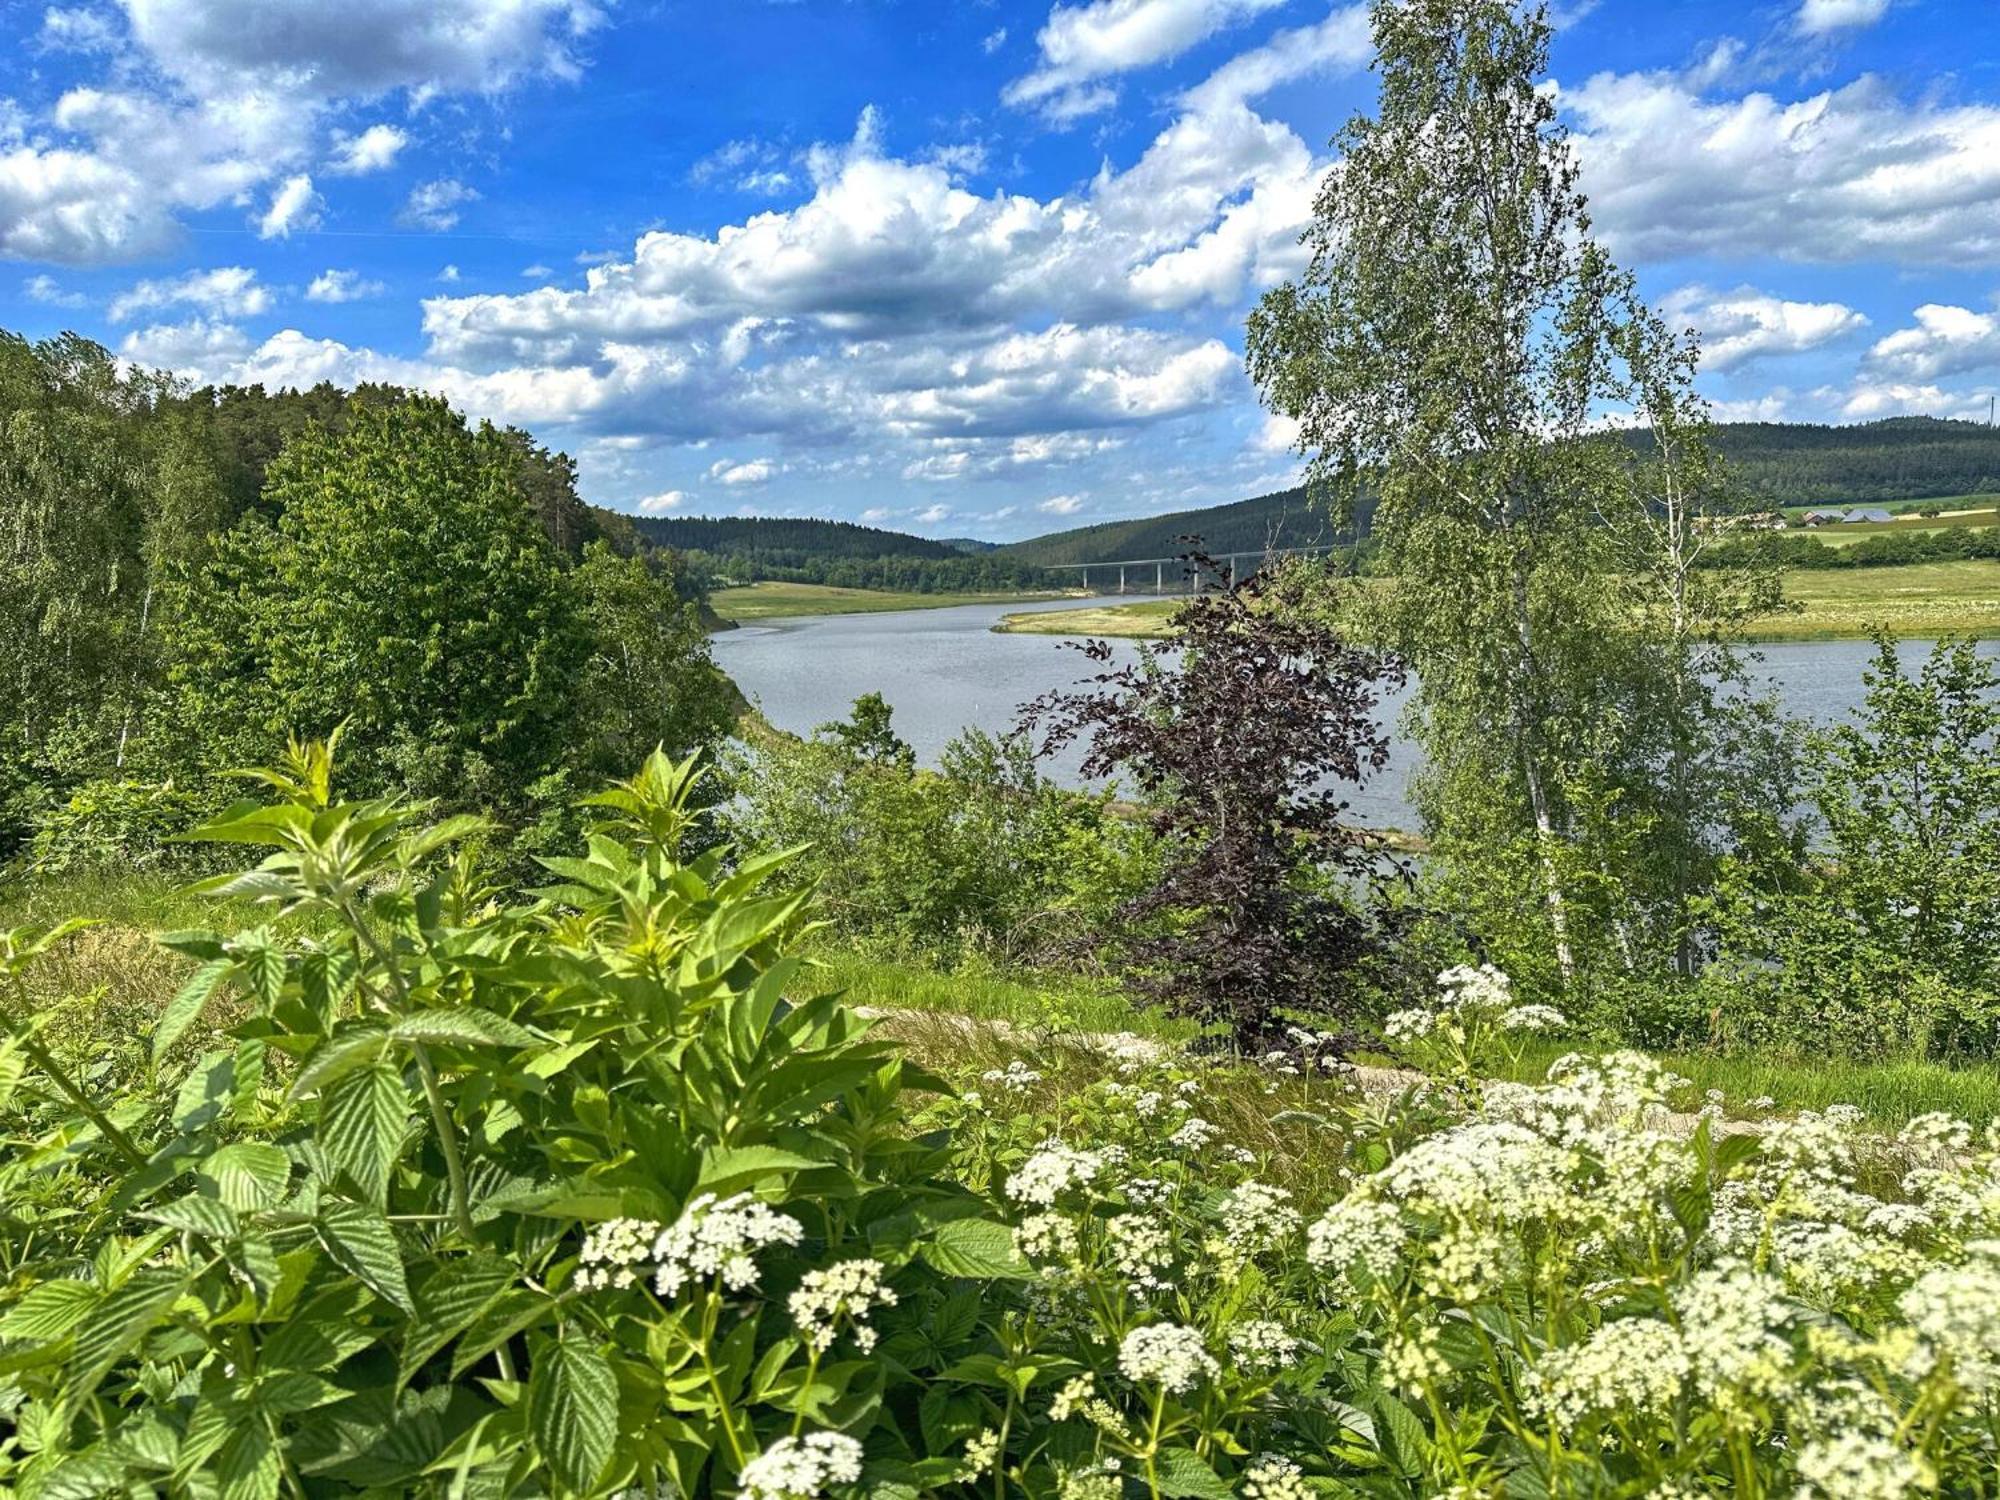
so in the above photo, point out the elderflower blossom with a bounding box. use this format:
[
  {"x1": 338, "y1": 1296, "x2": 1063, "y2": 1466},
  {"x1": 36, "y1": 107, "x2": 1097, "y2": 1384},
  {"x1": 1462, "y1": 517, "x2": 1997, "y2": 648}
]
[
  {"x1": 1216, "y1": 1181, "x2": 1302, "y2": 1257},
  {"x1": 576, "y1": 1217, "x2": 662, "y2": 1291},
  {"x1": 1228, "y1": 1319, "x2": 1302, "y2": 1371},
  {"x1": 1524, "y1": 1319, "x2": 1689, "y2": 1432},
  {"x1": 1500, "y1": 1003, "x2": 1566, "y2": 1033},
  {"x1": 1438, "y1": 962, "x2": 1512, "y2": 1008},
  {"x1": 1118, "y1": 1323, "x2": 1218, "y2": 1393},
  {"x1": 1418, "y1": 1223, "x2": 1512, "y2": 1301},
  {"x1": 788, "y1": 1258, "x2": 898, "y2": 1353},
  {"x1": 652, "y1": 1193, "x2": 803, "y2": 1300},
  {"x1": 1794, "y1": 1430, "x2": 1936, "y2": 1500},
  {"x1": 1007, "y1": 1145, "x2": 1106, "y2": 1206},
  {"x1": 1239, "y1": 1455, "x2": 1313, "y2": 1500},
  {"x1": 1016, "y1": 1212, "x2": 1082, "y2": 1266},
  {"x1": 737, "y1": 1432, "x2": 864, "y2": 1499}
]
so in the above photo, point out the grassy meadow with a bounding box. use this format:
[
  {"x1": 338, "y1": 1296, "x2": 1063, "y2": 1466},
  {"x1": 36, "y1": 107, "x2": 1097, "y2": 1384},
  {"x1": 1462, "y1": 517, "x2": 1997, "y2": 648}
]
[
  {"x1": 709, "y1": 578, "x2": 1070, "y2": 622},
  {"x1": 996, "y1": 560, "x2": 2000, "y2": 641}
]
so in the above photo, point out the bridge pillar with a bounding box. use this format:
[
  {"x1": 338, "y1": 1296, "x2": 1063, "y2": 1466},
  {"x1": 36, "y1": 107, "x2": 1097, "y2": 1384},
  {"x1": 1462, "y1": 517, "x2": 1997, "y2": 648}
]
[
  {"x1": 1156, "y1": 561, "x2": 1163, "y2": 593},
  {"x1": 1118, "y1": 564, "x2": 1126, "y2": 595}
]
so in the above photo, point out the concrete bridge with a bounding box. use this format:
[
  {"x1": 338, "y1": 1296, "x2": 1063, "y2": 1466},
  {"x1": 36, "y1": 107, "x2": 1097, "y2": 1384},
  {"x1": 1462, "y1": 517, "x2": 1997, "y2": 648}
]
[{"x1": 1036, "y1": 542, "x2": 1345, "y2": 594}]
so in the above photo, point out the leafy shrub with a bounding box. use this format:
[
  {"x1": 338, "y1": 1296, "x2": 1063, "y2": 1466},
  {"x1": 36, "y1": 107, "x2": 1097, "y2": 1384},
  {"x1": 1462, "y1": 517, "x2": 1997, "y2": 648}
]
[
  {"x1": 727, "y1": 700, "x2": 1158, "y2": 966},
  {"x1": 1019, "y1": 556, "x2": 1406, "y2": 1046},
  {"x1": 24, "y1": 777, "x2": 212, "y2": 877}
]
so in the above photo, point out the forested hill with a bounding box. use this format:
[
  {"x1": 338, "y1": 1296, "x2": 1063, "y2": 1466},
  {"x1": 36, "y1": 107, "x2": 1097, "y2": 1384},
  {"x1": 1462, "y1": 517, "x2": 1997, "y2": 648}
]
[
  {"x1": 1003, "y1": 417, "x2": 2000, "y2": 564},
  {"x1": 1691, "y1": 416, "x2": 2000, "y2": 505},
  {"x1": 997, "y1": 487, "x2": 1355, "y2": 567},
  {"x1": 631, "y1": 515, "x2": 966, "y2": 563}
]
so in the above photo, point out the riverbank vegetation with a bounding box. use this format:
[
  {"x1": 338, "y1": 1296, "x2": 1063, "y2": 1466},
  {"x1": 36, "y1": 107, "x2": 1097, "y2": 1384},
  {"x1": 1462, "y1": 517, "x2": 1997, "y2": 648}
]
[
  {"x1": 711, "y1": 580, "x2": 1073, "y2": 624},
  {"x1": 6, "y1": 0, "x2": 2000, "y2": 1493}
]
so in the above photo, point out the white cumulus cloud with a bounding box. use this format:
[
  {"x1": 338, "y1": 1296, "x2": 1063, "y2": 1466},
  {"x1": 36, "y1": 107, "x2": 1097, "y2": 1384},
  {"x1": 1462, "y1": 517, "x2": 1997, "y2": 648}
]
[
  {"x1": 400, "y1": 178, "x2": 480, "y2": 231},
  {"x1": 1005, "y1": 0, "x2": 1286, "y2": 121},
  {"x1": 306, "y1": 268, "x2": 385, "y2": 302},
  {"x1": 1796, "y1": 0, "x2": 1892, "y2": 35},
  {"x1": 110, "y1": 264, "x2": 272, "y2": 321},
  {"x1": 257, "y1": 173, "x2": 322, "y2": 238},
  {"x1": 1865, "y1": 302, "x2": 2000, "y2": 381},
  {"x1": 328, "y1": 124, "x2": 408, "y2": 175},
  {"x1": 637, "y1": 490, "x2": 687, "y2": 513},
  {"x1": 1659, "y1": 284, "x2": 1869, "y2": 372}
]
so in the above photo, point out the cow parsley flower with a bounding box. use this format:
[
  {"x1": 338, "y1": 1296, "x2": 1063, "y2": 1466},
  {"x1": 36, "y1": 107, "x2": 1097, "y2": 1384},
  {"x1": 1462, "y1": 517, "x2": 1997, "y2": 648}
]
[
  {"x1": 1228, "y1": 1319, "x2": 1301, "y2": 1372},
  {"x1": 576, "y1": 1217, "x2": 663, "y2": 1291},
  {"x1": 1016, "y1": 1212, "x2": 1082, "y2": 1267},
  {"x1": 1670, "y1": 1262, "x2": 1794, "y2": 1412},
  {"x1": 1007, "y1": 1145, "x2": 1106, "y2": 1206},
  {"x1": 1118, "y1": 1323, "x2": 1218, "y2": 1393},
  {"x1": 652, "y1": 1193, "x2": 804, "y2": 1300},
  {"x1": 1500, "y1": 1004, "x2": 1566, "y2": 1033},
  {"x1": 1380, "y1": 1323, "x2": 1449, "y2": 1387},
  {"x1": 788, "y1": 1258, "x2": 898, "y2": 1353},
  {"x1": 957, "y1": 1429, "x2": 1001, "y2": 1481},
  {"x1": 1524, "y1": 1318, "x2": 1688, "y2": 1432},
  {"x1": 1215, "y1": 1181, "x2": 1301, "y2": 1259},
  {"x1": 1168, "y1": 1116, "x2": 1219, "y2": 1151},
  {"x1": 982, "y1": 1059, "x2": 1043, "y2": 1092},
  {"x1": 1239, "y1": 1455, "x2": 1313, "y2": 1499},
  {"x1": 1794, "y1": 1430, "x2": 1935, "y2": 1500},
  {"x1": 1305, "y1": 1196, "x2": 1407, "y2": 1284},
  {"x1": 1105, "y1": 1212, "x2": 1173, "y2": 1288},
  {"x1": 737, "y1": 1432, "x2": 864, "y2": 1499},
  {"x1": 1897, "y1": 1253, "x2": 2000, "y2": 1394}
]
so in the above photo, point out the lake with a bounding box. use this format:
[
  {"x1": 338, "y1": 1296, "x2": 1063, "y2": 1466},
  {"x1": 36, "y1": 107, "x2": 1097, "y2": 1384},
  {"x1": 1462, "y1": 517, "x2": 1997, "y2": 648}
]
[{"x1": 712, "y1": 595, "x2": 1998, "y2": 829}]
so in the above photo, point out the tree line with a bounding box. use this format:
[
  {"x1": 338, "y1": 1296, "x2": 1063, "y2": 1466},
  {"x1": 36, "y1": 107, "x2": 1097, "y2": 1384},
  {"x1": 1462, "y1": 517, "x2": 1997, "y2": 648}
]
[{"x1": 1, "y1": 333, "x2": 734, "y2": 869}]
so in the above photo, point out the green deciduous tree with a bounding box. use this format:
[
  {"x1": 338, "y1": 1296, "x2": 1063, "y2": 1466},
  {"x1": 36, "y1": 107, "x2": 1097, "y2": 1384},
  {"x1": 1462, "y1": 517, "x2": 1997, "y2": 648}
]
[
  {"x1": 153, "y1": 396, "x2": 590, "y2": 811},
  {"x1": 1246, "y1": 0, "x2": 1788, "y2": 998}
]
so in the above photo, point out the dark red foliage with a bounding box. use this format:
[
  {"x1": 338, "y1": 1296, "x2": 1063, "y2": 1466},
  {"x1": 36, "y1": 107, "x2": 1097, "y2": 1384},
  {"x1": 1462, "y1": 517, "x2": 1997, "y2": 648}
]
[{"x1": 1018, "y1": 551, "x2": 1407, "y2": 1047}]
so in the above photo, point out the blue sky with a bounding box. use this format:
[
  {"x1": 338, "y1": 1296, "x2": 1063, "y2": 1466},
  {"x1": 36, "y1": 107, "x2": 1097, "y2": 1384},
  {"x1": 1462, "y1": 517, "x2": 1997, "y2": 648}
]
[{"x1": 5, "y1": 0, "x2": 2000, "y2": 539}]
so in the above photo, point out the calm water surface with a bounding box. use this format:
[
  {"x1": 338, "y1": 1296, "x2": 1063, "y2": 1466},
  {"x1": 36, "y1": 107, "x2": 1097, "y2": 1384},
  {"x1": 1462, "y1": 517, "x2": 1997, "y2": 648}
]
[{"x1": 712, "y1": 595, "x2": 1997, "y2": 828}]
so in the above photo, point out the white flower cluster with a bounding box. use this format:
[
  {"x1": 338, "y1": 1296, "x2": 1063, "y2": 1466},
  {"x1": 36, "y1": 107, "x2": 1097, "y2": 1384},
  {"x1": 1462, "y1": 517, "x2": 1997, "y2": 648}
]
[
  {"x1": 1104, "y1": 1212, "x2": 1174, "y2": 1289},
  {"x1": 1239, "y1": 1455, "x2": 1313, "y2": 1500},
  {"x1": 1794, "y1": 1429, "x2": 1935, "y2": 1500},
  {"x1": 982, "y1": 1059, "x2": 1043, "y2": 1092},
  {"x1": 1015, "y1": 1212, "x2": 1082, "y2": 1267},
  {"x1": 737, "y1": 1432, "x2": 864, "y2": 1499},
  {"x1": 1671, "y1": 1262, "x2": 1794, "y2": 1413},
  {"x1": 1167, "y1": 1116, "x2": 1219, "y2": 1151},
  {"x1": 1525, "y1": 1318, "x2": 1689, "y2": 1432},
  {"x1": 653, "y1": 1192, "x2": 804, "y2": 1300},
  {"x1": 1215, "y1": 1181, "x2": 1301, "y2": 1258},
  {"x1": 576, "y1": 1217, "x2": 662, "y2": 1291},
  {"x1": 788, "y1": 1258, "x2": 898, "y2": 1353},
  {"x1": 1117, "y1": 1323, "x2": 1218, "y2": 1393},
  {"x1": 1305, "y1": 1196, "x2": 1407, "y2": 1284},
  {"x1": 577, "y1": 1197, "x2": 803, "y2": 1300},
  {"x1": 1007, "y1": 1145, "x2": 1106, "y2": 1206},
  {"x1": 1896, "y1": 1250, "x2": 2000, "y2": 1395},
  {"x1": 1228, "y1": 1319, "x2": 1302, "y2": 1372}
]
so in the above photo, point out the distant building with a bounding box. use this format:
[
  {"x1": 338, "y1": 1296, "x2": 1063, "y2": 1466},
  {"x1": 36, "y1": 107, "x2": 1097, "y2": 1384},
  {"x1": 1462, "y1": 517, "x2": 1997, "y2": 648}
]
[
  {"x1": 1843, "y1": 507, "x2": 1895, "y2": 524},
  {"x1": 1801, "y1": 509, "x2": 1847, "y2": 526}
]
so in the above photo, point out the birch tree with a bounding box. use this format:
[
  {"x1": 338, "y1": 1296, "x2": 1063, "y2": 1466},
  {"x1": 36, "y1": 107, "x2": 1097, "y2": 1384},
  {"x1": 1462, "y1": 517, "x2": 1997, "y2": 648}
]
[{"x1": 1247, "y1": 0, "x2": 1784, "y2": 991}]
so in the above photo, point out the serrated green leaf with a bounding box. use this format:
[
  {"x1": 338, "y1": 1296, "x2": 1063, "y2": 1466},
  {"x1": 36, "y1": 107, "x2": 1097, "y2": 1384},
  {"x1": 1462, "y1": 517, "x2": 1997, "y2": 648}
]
[
  {"x1": 398, "y1": 1254, "x2": 515, "y2": 1390},
  {"x1": 154, "y1": 958, "x2": 235, "y2": 1064},
  {"x1": 289, "y1": 1025, "x2": 391, "y2": 1100},
  {"x1": 920, "y1": 1218, "x2": 1033, "y2": 1280},
  {"x1": 529, "y1": 1331, "x2": 617, "y2": 1495},
  {"x1": 0, "y1": 1280, "x2": 99, "y2": 1342},
  {"x1": 198, "y1": 1143, "x2": 292, "y2": 1212},
  {"x1": 142, "y1": 1192, "x2": 241, "y2": 1240},
  {"x1": 316, "y1": 1202, "x2": 412, "y2": 1313},
  {"x1": 1155, "y1": 1449, "x2": 1233, "y2": 1499},
  {"x1": 63, "y1": 1269, "x2": 186, "y2": 1413},
  {"x1": 215, "y1": 1419, "x2": 279, "y2": 1500},
  {"x1": 318, "y1": 1060, "x2": 410, "y2": 1204},
  {"x1": 389, "y1": 1009, "x2": 537, "y2": 1049}
]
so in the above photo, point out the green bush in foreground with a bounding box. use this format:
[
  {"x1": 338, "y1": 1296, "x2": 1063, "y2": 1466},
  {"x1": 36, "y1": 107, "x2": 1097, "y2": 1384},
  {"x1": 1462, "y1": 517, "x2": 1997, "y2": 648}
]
[{"x1": 3, "y1": 744, "x2": 2000, "y2": 1497}]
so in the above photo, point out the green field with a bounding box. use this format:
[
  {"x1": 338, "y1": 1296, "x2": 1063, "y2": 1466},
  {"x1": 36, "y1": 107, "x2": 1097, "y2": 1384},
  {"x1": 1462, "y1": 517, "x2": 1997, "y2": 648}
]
[
  {"x1": 709, "y1": 579, "x2": 1069, "y2": 622},
  {"x1": 996, "y1": 562, "x2": 2000, "y2": 642}
]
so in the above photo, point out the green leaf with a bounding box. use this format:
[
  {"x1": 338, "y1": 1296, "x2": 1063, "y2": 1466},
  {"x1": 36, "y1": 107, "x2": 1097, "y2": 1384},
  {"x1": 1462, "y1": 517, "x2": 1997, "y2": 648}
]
[
  {"x1": 154, "y1": 958, "x2": 234, "y2": 1064},
  {"x1": 0, "y1": 1280, "x2": 99, "y2": 1342},
  {"x1": 529, "y1": 1331, "x2": 618, "y2": 1495},
  {"x1": 694, "y1": 1144, "x2": 823, "y2": 1197},
  {"x1": 215, "y1": 1420, "x2": 280, "y2": 1500},
  {"x1": 390, "y1": 1008, "x2": 538, "y2": 1049},
  {"x1": 64, "y1": 1270, "x2": 186, "y2": 1412},
  {"x1": 316, "y1": 1202, "x2": 413, "y2": 1314},
  {"x1": 1370, "y1": 1389, "x2": 1431, "y2": 1478},
  {"x1": 1155, "y1": 1450, "x2": 1233, "y2": 1500},
  {"x1": 142, "y1": 1192, "x2": 241, "y2": 1241},
  {"x1": 398, "y1": 1254, "x2": 516, "y2": 1390},
  {"x1": 920, "y1": 1218, "x2": 1032, "y2": 1280},
  {"x1": 198, "y1": 1143, "x2": 292, "y2": 1212},
  {"x1": 318, "y1": 1059, "x2": 410, "y2": 1204},
  {"x1": 288, "y1": 1025, "x2": 391, "y2": 1099}
]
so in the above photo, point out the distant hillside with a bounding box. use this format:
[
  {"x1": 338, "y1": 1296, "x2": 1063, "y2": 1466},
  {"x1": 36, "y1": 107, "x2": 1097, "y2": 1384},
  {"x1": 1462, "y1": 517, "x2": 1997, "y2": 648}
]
[
  {"x1": 1005, "y1": 417, "x2": 2000, "y2": 565},
  {"x1": 999, "y1": 487, "x2": 1358, "y2": 567},
  {"x1": 1694, "y1": 417, "x2": 2000, "y2": 506},
  {"x1": 631, "y1": 515, "x2": 963, "y2": 562}
]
